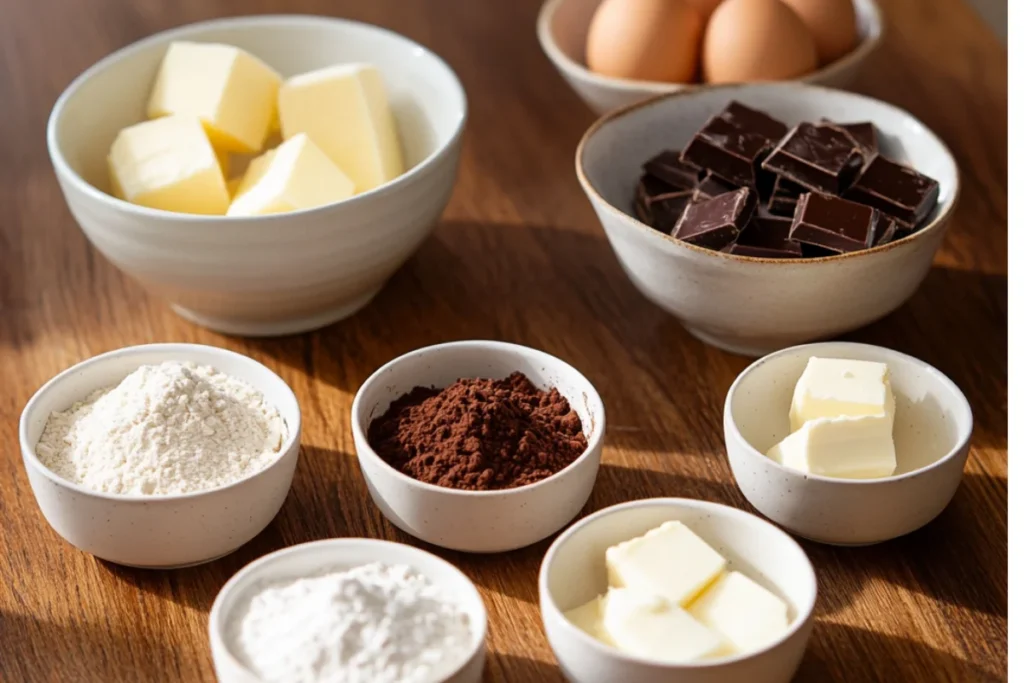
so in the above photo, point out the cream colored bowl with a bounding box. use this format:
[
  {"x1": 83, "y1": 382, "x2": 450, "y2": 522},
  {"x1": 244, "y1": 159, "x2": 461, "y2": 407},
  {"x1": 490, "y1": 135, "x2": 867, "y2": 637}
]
[
  {"x1": 538, "y1": 0, "x2": 883, "y2": 114},
  {"x1": 577, "y1": 83, "x2": 959, "y2": 356},
  {"x1": 47, "y1": 15, "x2": 466, "y2": 336},
  {"x1": 724, "y1": 342, "x2": 972, "y2": 545},
  {"x1": 18, "y1": 344, "x2": 301, "y2": 568}
]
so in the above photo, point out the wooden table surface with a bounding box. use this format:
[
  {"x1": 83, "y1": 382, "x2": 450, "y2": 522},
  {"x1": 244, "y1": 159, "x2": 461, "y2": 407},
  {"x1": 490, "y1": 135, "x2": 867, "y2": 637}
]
[{"x1": 0, "y1": 0, "x2": 1007, "y2": 680}]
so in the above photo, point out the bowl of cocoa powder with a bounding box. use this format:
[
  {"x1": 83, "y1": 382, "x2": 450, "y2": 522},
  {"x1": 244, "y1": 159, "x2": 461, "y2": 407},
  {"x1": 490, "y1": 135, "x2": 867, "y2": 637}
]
[{"x1": 351, "y1": 340, "x2": 606, "y2": 553}]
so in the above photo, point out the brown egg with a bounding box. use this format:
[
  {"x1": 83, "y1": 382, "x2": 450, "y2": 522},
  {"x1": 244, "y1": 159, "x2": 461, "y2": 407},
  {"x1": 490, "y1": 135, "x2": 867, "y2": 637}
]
[
  {"x1": 702, "y1": 0, "x2": 818, "y2": 84},
  {"x1": 780, "y1": 0, "x2": 859, "y2": 64},
  {"x1": 586, "y1": 0, "x2": 705, "y2": 83},
  {"x1": 686, "y1": 0, "x2": 724, "y2": 17}
]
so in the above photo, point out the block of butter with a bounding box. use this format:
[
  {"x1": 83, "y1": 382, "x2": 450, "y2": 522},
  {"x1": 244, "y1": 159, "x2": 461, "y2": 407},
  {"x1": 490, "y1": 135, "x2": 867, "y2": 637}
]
[
  {"x1": 278, "y1": 64, "x2": 404, "y2": 194},
  {"x1": 606, "y1": 520, "x2": 726, "y2": 606},
  {"x1": 108, "y1": 115, "x2": 230, "y2": 215},
  {"x1": 767, "y1": 414, "x2": 897, "y2": 479},
  {"x1": 689, "y1": 571, "x2": 790, "y2": 653},
  {"x1": 790, "y1": 357, "x2": 895, "y2": 432},
  {"x1": 227, "y1": 134, "x2": 355, "y2": 216},
  {"x1": 601, "y1": 588, "x2": 731, "y2": 663},
  {"x1": 148, "y1": 41, "x2": 281, "y2": 154},
  {"x1": 564, "y1": 596, "x2": 613, "y2": 646}
]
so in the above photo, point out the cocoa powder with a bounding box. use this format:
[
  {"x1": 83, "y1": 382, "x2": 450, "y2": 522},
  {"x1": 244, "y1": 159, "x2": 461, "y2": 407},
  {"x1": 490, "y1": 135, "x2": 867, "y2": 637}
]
[{"x1": 367, "y1": 372, "x2": 588, "y2": 491}]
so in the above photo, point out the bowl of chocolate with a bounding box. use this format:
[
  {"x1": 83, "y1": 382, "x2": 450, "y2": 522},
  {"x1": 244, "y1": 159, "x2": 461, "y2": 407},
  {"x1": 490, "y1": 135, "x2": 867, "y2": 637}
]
[
  {"x1": 576, "y1": 83, "x2": 958, "y2": 356},
  {"x1": 351, "y1": 340, "x2": 606, "y2": 553}
]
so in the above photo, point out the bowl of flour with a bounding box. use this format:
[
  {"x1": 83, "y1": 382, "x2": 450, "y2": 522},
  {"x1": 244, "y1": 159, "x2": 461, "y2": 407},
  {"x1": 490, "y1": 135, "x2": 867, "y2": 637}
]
[
  {"x1": 19, "y1": 343, "x2": 301, "y2": 568},
  {"x1": 209, "y1": 538, "x2": 487, "y2": 683}
]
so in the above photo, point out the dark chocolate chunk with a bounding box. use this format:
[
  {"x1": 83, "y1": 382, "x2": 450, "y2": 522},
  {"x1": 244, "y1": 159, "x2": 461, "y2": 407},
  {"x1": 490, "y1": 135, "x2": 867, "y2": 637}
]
[
  {"x1": 837, "y1": 122, "x2": 879, "y2": 163},
  {"x1": 790, "y1": 192, "x2": 881, "y2": 253},
  {"x1": 682, "y1": 102, "x2": 787, "y2": 189},
  {"x1": 801, "y1": 243, "x2": 841, "y2": 258},
  {"x1": 634, "y1": 173, "x2": 676, "y2": 224},
  {"x1": 874, "y1": 218, "x2": 898, "y2": 246},
  {"x1": 727, "y1": 216, "x2": 802, "y2": 258},
  {"x1": 671, "y1": 187, "x2": 756, "y2": 250},
  {"x1": 843, "y1": 155, "x2": 939, "y2": 228},
  {"x1": 643, "y1": 151, "x2": 703, "y2": 190},
  {"x1": 765, "y1": 177, "x2": 803, "y2": 217},
  {"x1": 719, "y1": 101, "x2": 789, "y2": 142},
  {"x1": 763, "y1": 122, "x2": 865, "y2": 195},
  {"x1": 635, "y1": 174, "x2": 693, "y2": 234},
  {"x1": 692, "y1": 175, "x2": 737, "y2": 203}
]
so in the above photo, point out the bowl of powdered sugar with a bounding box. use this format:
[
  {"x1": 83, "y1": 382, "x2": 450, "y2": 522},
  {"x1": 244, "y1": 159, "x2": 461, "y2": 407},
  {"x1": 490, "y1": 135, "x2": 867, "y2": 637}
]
[
  {"x1": 209, "y1": 538, "x2": 487, "y2": 683},
  {"x1": 19, "y1": 343, "x2": 301, "y2": 568}
]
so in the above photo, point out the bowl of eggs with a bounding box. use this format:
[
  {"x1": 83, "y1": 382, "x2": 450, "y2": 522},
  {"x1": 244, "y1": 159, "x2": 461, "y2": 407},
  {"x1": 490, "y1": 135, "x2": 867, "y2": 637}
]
[
  {"x1": 538, "y1": 0, "x2": 883, "y2": 114},
  {"x1": 47, "y1": 14, "x2": 467, "y2": 336}
]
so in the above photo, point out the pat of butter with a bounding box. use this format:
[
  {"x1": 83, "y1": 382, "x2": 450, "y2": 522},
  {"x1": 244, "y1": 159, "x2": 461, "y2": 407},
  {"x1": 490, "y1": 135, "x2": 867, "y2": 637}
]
[
  {"x1": 148, "y1": 41, "x2": 282, "y2": 154},
  {"x1": 564, "y1": 596, "x2": 613, "y2": 646},
  {"x1": 790, "y1": 357, "x2": 895, "y2": 432},
  {"x1": 767, "y1": 414, "x2": 897, "y2": 479},
  {"x1": 689, "y1": 571, "x2": 790, "y2": 654},
  {"x1": 108, "y1": 115, "x2": 230, "y2": 215},
  {"x1": 601, "y1": 588, "x2": 731, "y2": 663},
  {"x1": 227, "y1": 134, "x2": 355, "y2": 216},
  {"x1": 606, "y1": 521, "x2": 726, "y2": 606},
  {"x1": 278, "y1": 64, "x2": 404, "y2": 193}
]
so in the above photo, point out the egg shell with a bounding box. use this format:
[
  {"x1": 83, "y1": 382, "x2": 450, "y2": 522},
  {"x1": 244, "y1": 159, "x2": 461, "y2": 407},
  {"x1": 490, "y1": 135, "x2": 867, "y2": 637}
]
[
  {"x1": 687, "y1": 0, "x2": 725, "y2": 17},
  {"x1": 586, "y1": 0, "x2": 705, "y2": 84},
  {"x1": 702, "y1": 0, "x2": 818, "y2": 84},
  {"x1": 780, "y1": 0, "x2": 860, "y2": 64}
]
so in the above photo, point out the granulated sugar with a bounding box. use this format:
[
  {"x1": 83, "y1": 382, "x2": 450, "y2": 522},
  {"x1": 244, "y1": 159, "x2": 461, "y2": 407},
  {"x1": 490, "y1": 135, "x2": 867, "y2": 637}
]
[{"x1": 35, "y1": 361, "x2": 286, "y2": 495}]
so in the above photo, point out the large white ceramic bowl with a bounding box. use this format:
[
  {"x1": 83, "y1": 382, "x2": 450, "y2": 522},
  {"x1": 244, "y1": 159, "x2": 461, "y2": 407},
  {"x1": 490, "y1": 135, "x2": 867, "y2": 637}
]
[
  {"x1": 577, "y1": 83, "x2": 959, "y2": 356},
  {"x1": 18, "y1": 344, "x2": 301, "y2": 568},
  {"x1": 538, "y1": 0, "x2": 883, "y2": 114},
  {"x1": 47, "y1": 15, "x2": 466, "y2": 336},
  {"x1": 724, "y1": 342, "x2": 972, "y2": 545},
  {"x1": 351, "y1": 340, "x2": 606, "y2": 553},
  {"x1": 209, "y1": 538, "x2": 488, "y2": 683},
  {"x1": 540, "y1": 498, "x2": 816, "y2": 683}
]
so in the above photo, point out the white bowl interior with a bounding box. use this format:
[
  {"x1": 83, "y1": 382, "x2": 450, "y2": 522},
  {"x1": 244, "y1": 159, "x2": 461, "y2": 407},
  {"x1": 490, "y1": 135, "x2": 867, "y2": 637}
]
[
  {"x1": 544, "y1": 500, "x2": 815, "y2": 628},
  {"x1": 213, "y1": 539, "x2": 487, "y2": 676},
  {"x1": 729, "y1": 343, "x2": 971, "y2": 476},
  {"x1": 581, "y1": 84, "x2": 957, "y2": 230},
  {"x1": 52, "y1": 15, "x2": 464, "y2": 195},
  {"x1": 21, "y1": 344, "x2": 300, "y2": 480}
]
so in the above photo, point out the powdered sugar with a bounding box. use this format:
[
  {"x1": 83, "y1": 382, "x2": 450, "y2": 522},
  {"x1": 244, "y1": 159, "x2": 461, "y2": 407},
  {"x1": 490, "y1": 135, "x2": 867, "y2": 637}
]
[
  {"x1": 35, "y1": 361, "x2": 286, "y2": 495},
  {"x1": 231, "y1": 563, "x2": 473, "y2": 683}
]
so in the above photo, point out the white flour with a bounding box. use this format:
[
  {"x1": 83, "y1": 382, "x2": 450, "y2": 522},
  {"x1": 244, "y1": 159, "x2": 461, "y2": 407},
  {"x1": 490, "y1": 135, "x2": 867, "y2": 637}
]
[
  {"x1": 232, "y1": 563, "x2": 473, "y2": 683},
  {"x1": 35, "y1": 361, "x2": 286, "y2": 495}
]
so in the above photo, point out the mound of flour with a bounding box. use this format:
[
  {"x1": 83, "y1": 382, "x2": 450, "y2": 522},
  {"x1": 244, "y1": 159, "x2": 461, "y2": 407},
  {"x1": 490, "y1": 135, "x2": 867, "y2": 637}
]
[{"x1": 35, "y1": 361, "x2": 286, "y2": 495}]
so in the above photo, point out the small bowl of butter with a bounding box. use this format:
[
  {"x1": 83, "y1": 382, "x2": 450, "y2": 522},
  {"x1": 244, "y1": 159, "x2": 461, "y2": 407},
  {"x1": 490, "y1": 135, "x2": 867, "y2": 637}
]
[
  {"x1": 539, "y1": 497, "x2": 816, "y2": 683},
  {"x1": 724, "y1": 341, "x2": 973, "y2": 546}
]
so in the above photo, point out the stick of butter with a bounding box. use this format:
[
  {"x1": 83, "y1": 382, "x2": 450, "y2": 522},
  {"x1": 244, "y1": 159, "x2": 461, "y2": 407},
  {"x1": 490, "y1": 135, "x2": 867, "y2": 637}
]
[
  {"x1": 689, "y1": 571, "x2": 790, "y2": 654},
  {"x1": 606, "y1": 520, "x2": 726, "y2": 606},
  {"x1": 564, "y1": 596, "x2": 614, "y2": 646},
  {"x1": 790, "y1": 357, "x2": 895, "y2": 431}
]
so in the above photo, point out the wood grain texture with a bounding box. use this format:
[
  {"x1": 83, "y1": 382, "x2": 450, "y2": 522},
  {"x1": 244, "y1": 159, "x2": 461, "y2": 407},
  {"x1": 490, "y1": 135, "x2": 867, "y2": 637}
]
[{"x1": 0, "y1": 0, "x2": 1007, "y2": 680}]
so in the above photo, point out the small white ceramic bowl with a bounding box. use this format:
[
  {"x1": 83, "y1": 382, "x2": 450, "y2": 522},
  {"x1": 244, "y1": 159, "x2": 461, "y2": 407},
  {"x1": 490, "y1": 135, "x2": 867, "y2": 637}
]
[
  {"x1": 18, "y1": 344, "x2": 301, "y2": 568},
  {"x1": 351, "y1": 340, "x2": 606, "y2": 553},
  {"x1": 724, "y1": 341, "x2": 972, "y2": 546},
  {"x1": 577, "y1": 83, "x2": 959, "y2": 356},
  {"x1": 538, "y1": 0, "x2": 883, "y2": 115},
  {"x1": 209, "y1": 538, "x2": 488, "y2": 683},
  {"x1": 47, "y1": 15, "x2": 466, "y2": 336},
  {"x1": 540, "y1": 498, "x2": 816, "y2": 683}
]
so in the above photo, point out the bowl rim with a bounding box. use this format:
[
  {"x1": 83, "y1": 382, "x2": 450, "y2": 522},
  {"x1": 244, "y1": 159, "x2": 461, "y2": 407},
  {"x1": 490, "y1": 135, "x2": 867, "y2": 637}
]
[
  {"x1": 575, "y1": 81, "x2": 960, "y2": 264},
  {"x1": 46, "y1": 13, "x2": 468, "y2": 223},
  {"x1": 537, "y1": 0, "x2": 884, "y2": 94},
  {"x1": 207, "y1": 537, "x2": 488, "y2": 681},
  {"x1": 350, "y1": 339, "x2": 607, "y2": 497},
  {"x1": 538, "y1": 496, "x2": 818, "y2": 668},
  {"x1": 724, "y1": 341, "x2": 974, "y2": 484},
  {"x1": 19, "y1": 342, "x2": 303, "y2": 501}
]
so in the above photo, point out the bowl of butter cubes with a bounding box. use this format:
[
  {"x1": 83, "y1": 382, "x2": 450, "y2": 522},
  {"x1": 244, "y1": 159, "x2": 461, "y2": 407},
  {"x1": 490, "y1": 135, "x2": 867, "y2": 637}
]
[
  {"x1": 724, "y1": 341, "x2": 973, "y2": 545},
  {"x1": 47, "y1": 15, "x2": 466, "y2": 336}
]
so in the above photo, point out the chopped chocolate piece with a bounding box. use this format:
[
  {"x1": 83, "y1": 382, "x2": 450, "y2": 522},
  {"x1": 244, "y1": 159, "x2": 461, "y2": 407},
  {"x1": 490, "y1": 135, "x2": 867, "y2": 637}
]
[
  {"x1": 682, "y1": 102, "x2": 787, "y2": 189},
  {"x1": 719, "y1": 101, "x2": 789, "y2": 142},
  {"x1": 727, "y1": 216, "x2": 802, "y2": 258},
  {"x1": 836, "y1": 122, "x2": 880, "y2": 163},
  {"x1": 634, "y1": 173, "x2": 676, "y2": 225},
  {"x1": 648, "y1": 191, "x2": 692, "y2": 233},
  {"x1": 790, "y1": 192, "x2": 881, "y2": 253},
  {"x1": 874, "y1": 218, "x2": 898, "y2": 246},
  {"x1": 693, "y1": 175, "x2": 737, "y2": 203},
  {"x1": 843, "y1": 155, "x2": 939, "y2": 228},
  {"x1": 801, "y1": 243, "x2": 841, "y2": 258},
  {"x1": 671, "y1": 187, "x2": 756, "y2": 250},
  {"x1": 643, "y1": 151, "x2": 703, "y2": 190},
  {"x1": 765, "y1": 177, "x2": 803, "y2": 217},
  {"x1": 763, "y1": 122, "x2": 866, "y2": 195}
]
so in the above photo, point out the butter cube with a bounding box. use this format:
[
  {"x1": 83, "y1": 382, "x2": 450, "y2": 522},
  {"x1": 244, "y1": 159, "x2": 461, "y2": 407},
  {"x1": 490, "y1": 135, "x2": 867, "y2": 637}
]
[
  {"x1": 148, "y1": 41, "x2": 281, "y2": 154},
  {"x1": 606, "y1": 521, "x2": 726, "y2": 606},
  {"x1": 790, "y1": 357, "x2": 895, "y2": 432},
  {"x1": 227, "y1": 134, "x2": 355, "y2": 216},
  {"x1": 767, "y1": 414, "x2": 897, "y2": 479},
  {"x1": 564, "y1": 596, "x2": 613, "y2": 646},
  {"x1": 108, "y1": 115, "x2": 230, "y2": 215},
  {"x1": 601, "y1": 588, "x2": 731, "y2": 663},
  {"x1": 278, "y1": 64, "x2": 404, "y2": 193},
  {"x1": 689, "y1": 571, "x2": 790, "y2": 654}
]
